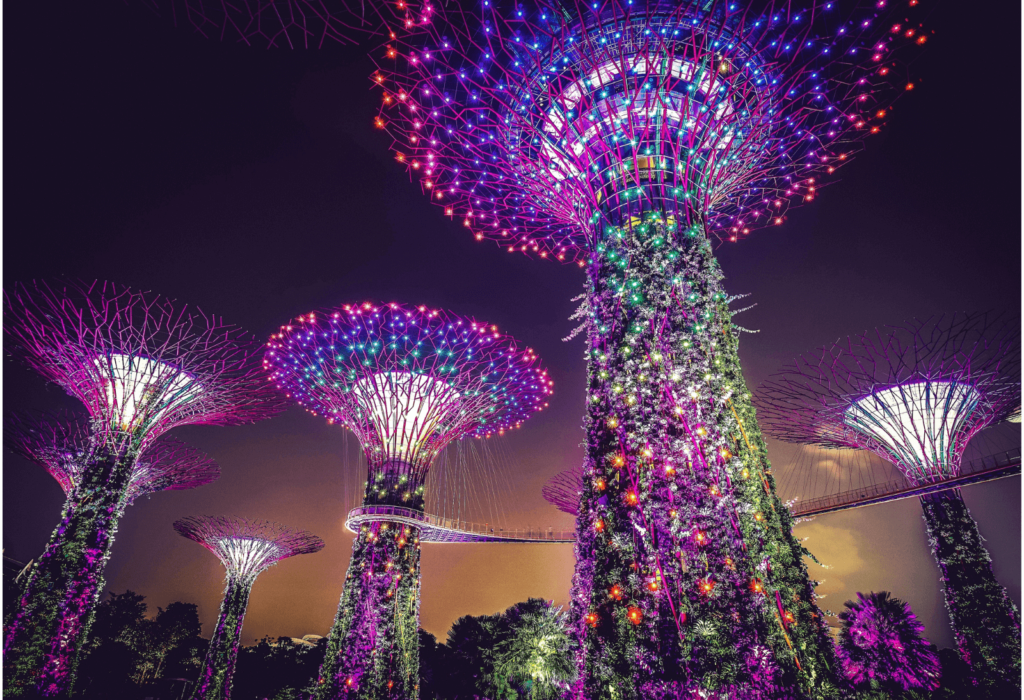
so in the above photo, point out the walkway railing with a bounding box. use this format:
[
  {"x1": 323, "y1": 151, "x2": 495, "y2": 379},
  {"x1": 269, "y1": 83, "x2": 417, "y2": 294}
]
[
  {"x1": 345, "y1": 504, "x2": 575, "y2": 543},
  {"x1": 791, "y1": 448, "x2": 1021, "y2": 517}
]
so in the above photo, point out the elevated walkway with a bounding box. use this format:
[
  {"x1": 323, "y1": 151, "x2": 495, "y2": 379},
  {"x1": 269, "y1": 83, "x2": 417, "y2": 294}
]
[
  {"x1": 345, "y1": 505, "x2": 575, "y2": 543},
  {"x1": 790, "y1": 448, "x2": 1021, "y2": 517}
]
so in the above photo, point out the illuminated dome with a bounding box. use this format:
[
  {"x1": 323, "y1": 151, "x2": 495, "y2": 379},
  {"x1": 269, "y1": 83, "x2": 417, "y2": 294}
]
[{"x1": 845, "y1": 381, "x2": 981, "y2": 483}]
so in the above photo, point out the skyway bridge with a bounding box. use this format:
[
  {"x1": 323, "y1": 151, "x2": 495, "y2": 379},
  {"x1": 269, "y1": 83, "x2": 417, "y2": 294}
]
[
  {"x1": 346, "y1": 505, "x2": 575, "y2": 543},
  {"x1": 789, "y1": 448, "x2": 1021, "y2": 518},
  {"x1": 346, "y1": 449, "x2": 1020, "y2": 540}
]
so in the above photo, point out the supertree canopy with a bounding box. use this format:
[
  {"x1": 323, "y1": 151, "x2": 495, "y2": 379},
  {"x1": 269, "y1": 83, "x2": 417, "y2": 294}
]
[
  {"x1": 174, "y1": 516, "x2": 325, "y2": 700},
  {"x1": 3, "y1": 280, "x2": 286, "y2": 698},
  {"x1": 543, "y1": 464, "x2": 583, "y2": 516},
  {"x1": 265, "y1": 301, "x2": 552, "y2": 699},
  {"x1": 756, "y1": 313, "x2": 1022, "y2": 691},
  {"x1": 5, "y1": 410, "x2": 220, "y2": 504},
  {"x1": 132, "y1": 0, "x2": 435, "y2": 49},
  {"x1": 372, "y1": 1, "x2": 925, "y2": 697},
  {"x1": 836, "y1": 591, "x2": 940, "y2": 693}
]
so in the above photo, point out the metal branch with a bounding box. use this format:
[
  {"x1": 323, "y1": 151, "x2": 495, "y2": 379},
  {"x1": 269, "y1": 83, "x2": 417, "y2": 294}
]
[
  {"x1": 4, "y1": 280, "x2": 289, "y2": 453},
  {"x1": 174, "y1": 515, "x2": 324, "y2": 581}
]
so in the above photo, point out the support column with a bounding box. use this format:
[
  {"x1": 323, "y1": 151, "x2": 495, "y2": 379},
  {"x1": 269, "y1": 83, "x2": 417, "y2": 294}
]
[
  {"x1": 191, "y1": 576, "x2": 253, "y2": 700},
  {"x1": 570, "y1": 219, "x2": 840, "y2": 699},
  {"x1": 315, "y1": 522, "x2": 422, "y2": 700},
  {"x1": 920, "y1": 488, "x2": 1021, "y2": 691},
  {"x1": 4, "y1": 442, "x2": 136, "y2": 698}
]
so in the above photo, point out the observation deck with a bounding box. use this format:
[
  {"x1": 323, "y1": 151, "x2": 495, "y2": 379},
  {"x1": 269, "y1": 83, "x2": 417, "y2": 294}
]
[
  {"x1": 345, "y1": 505, "x2": 575, "y2": 543},
  {"x1": 790, "y1": 448, "x2": 1022, "y2": 518}
]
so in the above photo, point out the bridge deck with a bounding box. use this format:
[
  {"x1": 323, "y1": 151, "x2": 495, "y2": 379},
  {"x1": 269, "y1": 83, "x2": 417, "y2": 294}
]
[
  {"x1": 345, "y1": 505, "x2": 575, "y2": 543},
  {"x1": 346, "y1": 450, "x2": 1021, "y2": 538},
  {"x1": 790, "y1": 448, "x2": 1021, "y2": 517}
]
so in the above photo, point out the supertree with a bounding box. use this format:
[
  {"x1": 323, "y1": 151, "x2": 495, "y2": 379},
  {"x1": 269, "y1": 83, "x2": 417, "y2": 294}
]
[
  {"x1": 836, "y1": 591, "x2": 940, "y2": 694},
  {"x1": 131, "y1": 0, "x2": 435, "y2": 48},
  {"x1": 372, "y1": 0, "x2": 926, "y2": 696},
  {"x1": 543, "y1": 465, "x2": 583, "y2": 516},
  {"x1": 5, "y1": 410, "x2": 220, "y2": 505},
  {"x1": 755, "y1": 313, "x2": 1021, "y2": 691},
  {"x1": 174, "y1": 516, "x2": 325, "y2": 700},
  {"x1": 264, "y1": 302, "x2": 553, "y2": 699},
  {"x1": 3, "y1": 280, "x2": 287, "y2": 697}
]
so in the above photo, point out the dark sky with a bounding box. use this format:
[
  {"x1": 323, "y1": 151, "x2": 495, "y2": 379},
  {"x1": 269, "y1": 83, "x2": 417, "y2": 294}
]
[{"x1": 3, "y1": 1, "x2": 1020, "y2": 649}]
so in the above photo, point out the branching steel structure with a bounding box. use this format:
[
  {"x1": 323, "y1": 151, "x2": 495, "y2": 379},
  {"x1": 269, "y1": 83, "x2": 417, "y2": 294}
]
[
  {"x1": 371, "y1": 0, "x2": 926, "y2": 696},
  {"x1": 3, "y1": 279, "x2": 286, "y2": 697},
  {"x1": 756, "y1": 313, "x2": 1021, "y2": 691},
  {"x1": 265, "y1": 301, "x2": 552, "y2": 699},
  {"x1": 6, "y1": 410, "x2": 220, "y2": 504},
  {"x1": 543, "y1": 465, "x2": 583, "y2": 516},
  {"x1": 175, "y1": 516, "x2": 324, "y2": 700}
]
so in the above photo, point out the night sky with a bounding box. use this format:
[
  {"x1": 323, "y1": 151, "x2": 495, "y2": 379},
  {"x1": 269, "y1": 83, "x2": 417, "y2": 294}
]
[{"x1": 4, "y1": 0, "x2": 1020, "y2": 650}]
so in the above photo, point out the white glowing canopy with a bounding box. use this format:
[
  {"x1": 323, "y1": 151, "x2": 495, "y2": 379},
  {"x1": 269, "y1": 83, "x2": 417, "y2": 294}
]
[
  {"x1": 94, "y1": 354, "x2": 200, "y2": 432},
  {"x1": 214, "y1": 536, "x2": 284, "y2": 579},
  {"x1": 352, "y1": 371, "x2": 460, "y2": 462},
  {"x1": 844, "y1": 380, "x2": 981, "y2": 482}
]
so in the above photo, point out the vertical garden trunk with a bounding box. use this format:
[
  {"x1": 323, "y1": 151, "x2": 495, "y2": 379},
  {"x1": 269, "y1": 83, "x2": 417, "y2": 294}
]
[
  {"x1": 315, "y1": 522, "x2": 422, "y2": 700},
  {"x1": 570, "y1": 220, "x2": 840, "y2": 699},
  {"x1": 191, "y1": 576, "x2": 253, "y2": 700},
  {"x1": 3, "y1": 444, "x2": 136, "y2": 698},
  {"x1": 920, "y1": 488, "x2": 1021, "y2": 691}
]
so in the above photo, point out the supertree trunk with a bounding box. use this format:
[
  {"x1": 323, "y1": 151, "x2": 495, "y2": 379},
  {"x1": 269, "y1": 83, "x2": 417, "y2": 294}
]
[
  {"x1": 3, "y1": 443, "x2": 137, "y2": 698},
  {"x1": 570, "y1": 220, "x2": 841, "y2": 699},
  {"x1": 190, "y1": 576, "x2": 253, "y2": 700},
  {"x1": 315, "y1": 523, "x2": 422, "y2": 700},
  {"x1": 919, "y1": 488, "x2": 1021, "y2": 691}
]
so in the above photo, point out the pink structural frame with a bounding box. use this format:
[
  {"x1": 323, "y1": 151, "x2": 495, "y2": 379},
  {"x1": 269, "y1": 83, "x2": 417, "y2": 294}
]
[
  {"x1": 265, "y1": 301, "x2": 552, "y2": 699},
  {"x1": 175, "y1": 516, "x2": 324, "y2": 700},
  {"x1": 3, "y1": 279, "x2": 287, "y2": 698},
  {"x1": 755, "y1": 312, "x2": 1022, "y2": 689},
  {"x1": 5, "y1": 410, "x2": 220, "y2": 505},
  {"x1": 754, "y1": 313, "x2": 1020, "y2": 484}
]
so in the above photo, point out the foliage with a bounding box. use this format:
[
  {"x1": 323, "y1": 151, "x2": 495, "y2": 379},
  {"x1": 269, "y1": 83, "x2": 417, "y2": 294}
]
[
  {"x1": 837, "y1": 591, "x2": 940, "y2": 694},
  {"x1": 3, "y1": 448, "x2": 139, "y2": 698},
  {"x1": 314, "y1": 523, "x2": 422, "y2": 699},
  {"x1": 920, "y1": 490, "x2": 1021, "y2": 694},
  {"x1": 75, "y1": 590, "x2": 206, "y2": 698},
  {"x1": 232, "y1": 637, "x2": 327, "y2": 700},
  {"x1": 571, "y1": 221, "x2": 840, "y2": 699},
  {"x1": 422, "y1": 598, "x2": 576, "y2": 699},
  {"x1": 494, "y1": 600, "x2": 575, "y2": 699}
]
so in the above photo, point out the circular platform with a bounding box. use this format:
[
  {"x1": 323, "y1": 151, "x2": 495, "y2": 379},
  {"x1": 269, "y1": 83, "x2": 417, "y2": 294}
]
[{"x1": 345, "y1": 505, "x2": 574, "y2": 543}]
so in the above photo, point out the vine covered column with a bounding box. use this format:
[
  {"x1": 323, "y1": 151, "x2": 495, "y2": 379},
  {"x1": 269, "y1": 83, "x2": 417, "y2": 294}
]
[
  {"x1": 191, "y1": 576, "x2": 253, "y2": 700},
  {"x1": 570, "y1": 218, "x2": 840, "y2": 699},
  {"x1": 315, "y1": 522, "x2": 422, "y2": 700},
  {"x1": 4, "y1": 441, "x2": 138, "y2": 698},
  {"x1": 920, "y1": 488, "x2": 1021, "y2": 691}
]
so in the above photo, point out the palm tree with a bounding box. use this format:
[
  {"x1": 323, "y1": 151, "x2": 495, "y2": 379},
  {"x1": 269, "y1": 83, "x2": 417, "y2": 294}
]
[{"x1": 837, "y1": 591, "x2": 940, "y2": 695}]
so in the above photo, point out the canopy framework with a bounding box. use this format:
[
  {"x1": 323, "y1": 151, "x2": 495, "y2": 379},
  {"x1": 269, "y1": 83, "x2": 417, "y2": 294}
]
[
  {"x1": 266, "y1": 301, "x2": 552, "y2": 700},
  {"x1": 3, "y1": 279, "x2": 285, "y2": 698},
  {"x1": 5, "y1": 410, "x2": 220, "y2": 505},
  {"x1": 756, "y1": 313, "x2": 1022, "y2": 691},
  {"x1": 376, "y1": 0, "x2": 925, "y2": 257},
  {"x1": 175, "y1": 516, "x2": 324, "y2": 700},
  {"x1": 542, "y1": 465, "x2": 583, "y2": 517}
]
